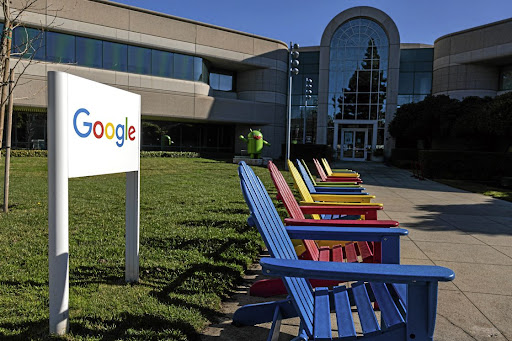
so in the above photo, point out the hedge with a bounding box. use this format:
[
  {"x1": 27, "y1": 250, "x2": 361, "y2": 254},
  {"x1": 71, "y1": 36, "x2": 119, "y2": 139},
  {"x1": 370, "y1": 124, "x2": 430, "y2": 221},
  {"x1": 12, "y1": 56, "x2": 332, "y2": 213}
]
[
  {"x1": 418, "y1": 150, "x2": 512, "y2": 180},
  {"x1": 0, "y1": 150, "x2": 199, "y2": 158}
]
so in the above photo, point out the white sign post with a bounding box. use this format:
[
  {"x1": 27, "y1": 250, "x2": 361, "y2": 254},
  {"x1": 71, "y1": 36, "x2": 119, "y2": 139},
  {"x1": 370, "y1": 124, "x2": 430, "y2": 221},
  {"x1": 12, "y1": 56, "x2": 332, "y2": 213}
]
[{"x1": 48, "y1": 71, "x2": 141, "y2": 335}]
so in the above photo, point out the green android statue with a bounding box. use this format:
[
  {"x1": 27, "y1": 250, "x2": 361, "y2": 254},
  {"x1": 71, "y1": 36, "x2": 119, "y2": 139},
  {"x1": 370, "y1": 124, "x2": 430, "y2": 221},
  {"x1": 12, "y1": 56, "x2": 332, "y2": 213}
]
[{"x1": 239, "y1": 129, "x2": 270, "y2": 159}]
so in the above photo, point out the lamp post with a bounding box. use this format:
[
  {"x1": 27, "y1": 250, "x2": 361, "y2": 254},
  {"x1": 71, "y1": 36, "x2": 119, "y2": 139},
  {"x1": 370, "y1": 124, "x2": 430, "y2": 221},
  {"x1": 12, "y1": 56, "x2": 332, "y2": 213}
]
[
  {"x1": 285, "y1": 42, "x2": 299, "y2": 170},
  {"x1": 303, "y1": 77, "x2": 313, "y2": 144}
]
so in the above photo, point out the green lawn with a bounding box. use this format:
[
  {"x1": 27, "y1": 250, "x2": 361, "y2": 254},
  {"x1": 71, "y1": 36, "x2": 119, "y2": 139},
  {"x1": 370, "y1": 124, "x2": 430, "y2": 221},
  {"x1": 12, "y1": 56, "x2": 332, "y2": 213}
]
[{"x1": 0, "y1": 157, "x2": 280, "y2": 340}]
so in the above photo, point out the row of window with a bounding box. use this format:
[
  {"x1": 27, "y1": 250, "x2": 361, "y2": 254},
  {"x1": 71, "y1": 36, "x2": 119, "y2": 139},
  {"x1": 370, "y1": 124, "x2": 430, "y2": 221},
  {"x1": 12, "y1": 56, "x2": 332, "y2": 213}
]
[{"x1": 2, "y1": 24, "x2": 234, "y2": 91}]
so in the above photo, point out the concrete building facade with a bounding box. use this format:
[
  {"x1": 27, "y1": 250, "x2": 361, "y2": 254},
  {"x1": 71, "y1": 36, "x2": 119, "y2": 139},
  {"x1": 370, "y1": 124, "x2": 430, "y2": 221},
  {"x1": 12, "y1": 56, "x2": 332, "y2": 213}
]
[
  {"x1": 432, "y1": 17, "x2": 512, "y2": 99},
  {"x1": 2, "y1": 1, "x2": 511, "y2": 160},
  {"x1": 4, "y1": 0, "x2": 289, "y2": 157}
]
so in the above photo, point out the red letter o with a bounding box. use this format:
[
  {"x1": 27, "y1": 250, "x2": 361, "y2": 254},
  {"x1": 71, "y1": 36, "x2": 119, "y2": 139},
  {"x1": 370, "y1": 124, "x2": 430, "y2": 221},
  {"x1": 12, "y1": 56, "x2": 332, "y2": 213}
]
[{"x1": 93, "y1": 121, "x2": 104, "y2": 138}]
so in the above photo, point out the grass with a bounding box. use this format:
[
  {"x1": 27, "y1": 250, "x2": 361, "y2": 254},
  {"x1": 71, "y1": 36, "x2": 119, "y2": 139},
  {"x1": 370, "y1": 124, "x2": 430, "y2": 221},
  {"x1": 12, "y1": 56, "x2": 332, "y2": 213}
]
[
  {"x1": 435, "y1": 179, "x2": 512, "y2": 203},
  {"x1": 0, "y1": 157, "x2": 282, "y2": 340}
]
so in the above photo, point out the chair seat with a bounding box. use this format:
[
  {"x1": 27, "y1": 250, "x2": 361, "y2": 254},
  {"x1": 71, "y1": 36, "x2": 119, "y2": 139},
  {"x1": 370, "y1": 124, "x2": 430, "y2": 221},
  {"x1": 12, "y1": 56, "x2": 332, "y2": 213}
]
[
  {"x1": 314, "y1": 282, "x2": 405, "y2": 340},
  {"x1": 309, "y1": 242, "x2": 374, "y2": 263}
]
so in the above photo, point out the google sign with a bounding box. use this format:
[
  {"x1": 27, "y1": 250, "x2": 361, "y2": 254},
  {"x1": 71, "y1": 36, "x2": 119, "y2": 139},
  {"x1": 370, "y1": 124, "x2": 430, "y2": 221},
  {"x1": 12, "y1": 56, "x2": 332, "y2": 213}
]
[
  {"x1": 48, "y1": 72, "x2": 140, "y2": 335},
  {"x1": 73, "y1": 108, "x2": 136, "y2": 147}
]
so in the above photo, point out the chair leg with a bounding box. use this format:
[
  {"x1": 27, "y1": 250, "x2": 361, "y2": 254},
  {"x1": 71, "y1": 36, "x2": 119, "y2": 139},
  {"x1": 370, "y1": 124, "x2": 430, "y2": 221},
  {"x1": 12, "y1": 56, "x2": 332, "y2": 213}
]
[
  {"x1": 232, "y1": 298, "x2": 297, "y2": 326},
  {"x1": 268, "y1": 305, "x2": 282, "y2": 341}
]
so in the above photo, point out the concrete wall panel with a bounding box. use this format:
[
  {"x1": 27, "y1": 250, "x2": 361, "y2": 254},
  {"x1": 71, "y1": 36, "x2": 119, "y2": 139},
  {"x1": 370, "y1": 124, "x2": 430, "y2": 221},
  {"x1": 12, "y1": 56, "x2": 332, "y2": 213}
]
[
  {"x1": 196, "y1": 26, "x2": 254, "y2": 54},
  {"x1": 128, "y1": 11, "x2": 197, "y2": 43}
]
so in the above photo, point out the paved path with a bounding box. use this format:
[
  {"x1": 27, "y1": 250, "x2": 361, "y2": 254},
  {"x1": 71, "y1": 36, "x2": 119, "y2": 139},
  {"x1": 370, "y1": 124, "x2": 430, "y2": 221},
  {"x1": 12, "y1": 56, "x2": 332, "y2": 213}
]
[{"x1": 201, "y1": 162, "x2": 512, "y2": 341}]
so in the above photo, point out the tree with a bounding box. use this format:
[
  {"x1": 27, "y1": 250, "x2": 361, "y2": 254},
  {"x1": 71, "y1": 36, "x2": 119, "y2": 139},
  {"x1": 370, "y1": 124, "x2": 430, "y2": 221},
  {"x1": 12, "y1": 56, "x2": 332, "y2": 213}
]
[{"x1": 1, "y1": 0, "x2": 55, "y2": 211}]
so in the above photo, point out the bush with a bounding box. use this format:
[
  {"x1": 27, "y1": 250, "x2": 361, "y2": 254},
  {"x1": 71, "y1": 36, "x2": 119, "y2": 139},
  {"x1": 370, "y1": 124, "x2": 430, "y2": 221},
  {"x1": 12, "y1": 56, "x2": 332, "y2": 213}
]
[
  {"x1": 389, "y1": 93, "x2": 512, "y2": 152},
  {"x1": 1, "y1": 149, "x2": 48, "y2": 157},
  {"x1": 0, "y1": 150, "x2": 200, "y2": 158},
  {"x1": 140, "y1": 151, "x2": 199, "y2": 158},
  {"x1": 418, "y1": 150, "x2": 512, "y2": 180}
]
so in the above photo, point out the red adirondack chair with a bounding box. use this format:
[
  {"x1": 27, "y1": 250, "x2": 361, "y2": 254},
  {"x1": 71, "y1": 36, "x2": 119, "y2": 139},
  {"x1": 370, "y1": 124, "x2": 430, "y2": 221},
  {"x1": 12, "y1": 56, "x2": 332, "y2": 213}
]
[{"x1": 247, "y1": 161, "x2": 398, "y2": 297}]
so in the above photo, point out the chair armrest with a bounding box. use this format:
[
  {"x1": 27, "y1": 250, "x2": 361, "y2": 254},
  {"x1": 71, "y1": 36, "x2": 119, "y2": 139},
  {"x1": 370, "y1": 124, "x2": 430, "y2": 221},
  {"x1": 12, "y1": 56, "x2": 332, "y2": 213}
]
[
  {"x1": 313, "y1": 188, "x2": 369, "y2": 195},
  {"x1": 331, "y1": 172, "x2": 360, "y2": 177},
  {"x1": 299, "y1": 205, "x2": 382, "y2": 214},
  {"x1": 285, "y1": 225, "x2": 407, "y2": 241},
  {"x1": 260, "y1": 258, "x2": 455, "y2": 283},
  {"x1": 299, "y1": 201, "x2": 383, "y2": 207},
  {"x1": 284, "y1": 218, "x2": 399, "y2": 227},
  {"x1": 310, "y1": 194, "x2": 375, "y2": 203}
]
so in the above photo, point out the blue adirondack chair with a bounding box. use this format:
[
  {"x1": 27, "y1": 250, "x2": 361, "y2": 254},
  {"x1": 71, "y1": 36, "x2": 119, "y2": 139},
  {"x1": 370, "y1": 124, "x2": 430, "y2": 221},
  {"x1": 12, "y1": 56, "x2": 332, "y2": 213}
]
[
  {"x1": 234, "y1": 161, "x2": 455, "y2": 341},
  {"x1": 296, "y1": 159, "x2": 366, "y2": 194},
  {"x1": 296, "y1": 159, "x2": 369, "y2": 195}
]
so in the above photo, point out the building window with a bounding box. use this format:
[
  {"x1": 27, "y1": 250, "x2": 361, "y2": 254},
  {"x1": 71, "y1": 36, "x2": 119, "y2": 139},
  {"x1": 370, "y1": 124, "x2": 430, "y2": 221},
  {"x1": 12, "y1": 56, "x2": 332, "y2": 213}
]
[
  {"x1": 13, "y1": 27, "x2": 45, "y2": 60},
  {"x1": 103, "y1": 41, "x2": 127, "y2": 72},
  {"x1": 8, "y1": 24, "x2": 210, "y2": 84},
  {"x1": 128, "y1": 45, "x2": 151, "y2": 75},
  {"x1": 46, "y1": 31, "x2": 76, "y2": 64},
  {"x1": 76, "y1": 36, "x2": 102, "y2": 68},
  {"x1": 500, "y1": 65, "x2": 512, "y2": 91},
  {"x1": 151, "y1": 49, "x2": 173, "y2": 78},
  {"x1": 328, "y1": 18, "x2": 389, "y2": 122},
  {"x1": 173, "y1": 54, "x2": 194, "y2": 80},
  {"x1": 210, "y1": 72, "x2": 234, "y2": 91},
  {"x1": 398, "y1": 48, "x2": 433, "y2": 106}
]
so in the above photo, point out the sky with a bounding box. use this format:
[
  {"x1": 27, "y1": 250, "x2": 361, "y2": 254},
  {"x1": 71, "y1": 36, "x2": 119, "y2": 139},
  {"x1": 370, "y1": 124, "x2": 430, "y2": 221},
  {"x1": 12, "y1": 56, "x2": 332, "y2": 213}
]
[{"x1": 111, "y1": 0, "x2": 512, "y2": 46}]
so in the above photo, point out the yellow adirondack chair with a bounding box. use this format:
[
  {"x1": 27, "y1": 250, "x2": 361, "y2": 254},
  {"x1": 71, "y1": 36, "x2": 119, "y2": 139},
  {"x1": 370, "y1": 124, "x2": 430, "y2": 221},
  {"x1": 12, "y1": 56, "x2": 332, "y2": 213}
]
[{"x1": 321, "y1": 157, "x2": 359, "y2": 176}]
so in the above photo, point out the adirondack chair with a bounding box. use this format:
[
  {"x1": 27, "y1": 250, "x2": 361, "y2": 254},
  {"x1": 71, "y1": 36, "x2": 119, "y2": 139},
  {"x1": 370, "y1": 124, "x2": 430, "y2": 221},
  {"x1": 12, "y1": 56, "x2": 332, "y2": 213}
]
[
  {"x1": 247, "y1": 161, "x2": 399, "y2": 297},
  {"x1": 296, "y1": 160, "x2": 364, "y2": 193},
  {"x1": 268, "y1": 161, "x2": 392, "y2": 224},
  {"x1": 300, "y1": 159, "x2": 361, "y2": 187},
  {"x1": 315, "y1": 160, "x2": 360, "y2": 178},
  {"x1": 234, "y1": 161, "x2": 455, "y2": 341},
  {"x1": 288, "y1": 160, "x2": 380, "y2": 206},
  {"x1": 321, "y1": 157, "x2": 356, "y2": 175},
  {"x1": 295, "y1": 159, "x2": 368, "y2": 194},
  {"x1": 313, "y1": 158, "x2": 363, "y2": 183}
]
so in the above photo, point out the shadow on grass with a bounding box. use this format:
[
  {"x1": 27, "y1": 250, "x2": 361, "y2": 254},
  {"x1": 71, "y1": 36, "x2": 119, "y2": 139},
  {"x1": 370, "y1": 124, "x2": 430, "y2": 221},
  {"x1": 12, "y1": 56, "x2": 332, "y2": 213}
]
[
  {"x1": 70, "y1": 313, "x2": 200, "y2": 340},
  {"x1": 70, "y1": 265, "x2": 126, "y2": 286},
  {"x1": 179, "y1": 218, "x2": 254, "y2": 234},
  {"x1": 0, "y1": 313, "x2": 201, "y2": 341}
]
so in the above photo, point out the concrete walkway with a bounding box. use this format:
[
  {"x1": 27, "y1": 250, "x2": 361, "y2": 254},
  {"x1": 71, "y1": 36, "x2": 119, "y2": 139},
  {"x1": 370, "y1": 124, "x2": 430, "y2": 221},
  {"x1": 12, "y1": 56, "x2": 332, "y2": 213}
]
[{"x1": 201, "y1": 162, "x2": 512, "y2": 341}]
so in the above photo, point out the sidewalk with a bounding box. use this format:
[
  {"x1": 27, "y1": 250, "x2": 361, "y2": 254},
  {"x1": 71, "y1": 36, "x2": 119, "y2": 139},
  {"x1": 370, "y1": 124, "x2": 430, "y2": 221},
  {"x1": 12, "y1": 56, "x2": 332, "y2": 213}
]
[{"x1": 201, "y1": 162, "x2": 512, "y2": 341}]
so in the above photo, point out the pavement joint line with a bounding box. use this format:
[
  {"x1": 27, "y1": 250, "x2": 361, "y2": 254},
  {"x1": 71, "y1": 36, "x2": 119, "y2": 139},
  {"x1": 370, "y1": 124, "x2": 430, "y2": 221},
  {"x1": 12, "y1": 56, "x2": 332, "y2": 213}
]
[
  {"x1": 434, "y1": 215, "x2": 512, "y2": 259},
  {"x1": 431, "y1": 260, "x2": 512, "y2": 266},
  {"x1": 436, "y1": 313, "x2": 483, "y2": 341},
  {"x1": 452, "y1": 291, "x2": 512, "y2": 297},
  {"x1": 452, "y1": 283, "x2": 511, "y2": 341}
]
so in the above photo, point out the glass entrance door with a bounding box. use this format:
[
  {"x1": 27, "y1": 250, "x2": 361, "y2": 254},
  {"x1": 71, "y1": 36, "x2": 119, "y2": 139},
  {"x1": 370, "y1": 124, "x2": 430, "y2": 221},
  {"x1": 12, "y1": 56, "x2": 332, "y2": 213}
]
[{"x1": 341, "y1": 128, "x2": 367, "y2": 161}]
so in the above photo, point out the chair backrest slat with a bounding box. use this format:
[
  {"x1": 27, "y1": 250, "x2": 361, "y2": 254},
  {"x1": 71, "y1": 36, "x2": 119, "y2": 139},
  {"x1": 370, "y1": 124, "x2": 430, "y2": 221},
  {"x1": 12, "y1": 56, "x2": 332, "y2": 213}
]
[
  {"x1": 321, "y1": 158, "x2": 334, "y2": 176},
  {"x1": 287, "y1": 160, "x2": 315, "y2": 204},
  {"x1": 268, "y1": 161, "x2": 305, "y2": 220},
  {"x1": 267, "y1": 161, "x2": 319, "y2": 261},
  {"x1": 238, "y1": 162, "x2": 315, "y2": 335},
  {"x1": 313, "y1": 158, "x2": 329, "y2": 181},
  {"x1": 300, "y1": 159, "x2": 319, "y2": 186},
  {"x1": 296, "y1": 159, "x2": 318, "y2": 194}
]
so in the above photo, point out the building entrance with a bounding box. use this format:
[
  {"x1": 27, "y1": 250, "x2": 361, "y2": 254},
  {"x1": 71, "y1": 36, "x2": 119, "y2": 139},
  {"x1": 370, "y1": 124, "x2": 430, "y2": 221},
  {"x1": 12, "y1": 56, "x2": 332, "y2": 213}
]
[{"x1": 341, "y1": 128, "x2": 367, "y2": 161}]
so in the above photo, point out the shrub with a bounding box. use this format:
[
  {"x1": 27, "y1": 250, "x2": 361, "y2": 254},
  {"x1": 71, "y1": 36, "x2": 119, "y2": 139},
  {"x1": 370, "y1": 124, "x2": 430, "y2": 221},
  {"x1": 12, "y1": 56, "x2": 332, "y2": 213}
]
[
  {"x1": 1, "y1": 150, "x2": 200, "y2": 158},
  {"x1": 1, "y1": 149, "x2": 48, "y2": 157},
  {"x1": 140, "y1": 151, "x2": 199, "y2": 158}
]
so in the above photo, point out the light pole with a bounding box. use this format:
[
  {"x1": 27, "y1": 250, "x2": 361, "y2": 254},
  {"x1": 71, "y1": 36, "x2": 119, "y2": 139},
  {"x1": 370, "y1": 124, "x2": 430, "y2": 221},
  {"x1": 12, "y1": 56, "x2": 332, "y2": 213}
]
[
  {"x1": 285, "y1": 42, "x2": 299, "y2": 170},
  {"x1": 303, "y1": 77, "x2": 313, "y2": 144}
]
